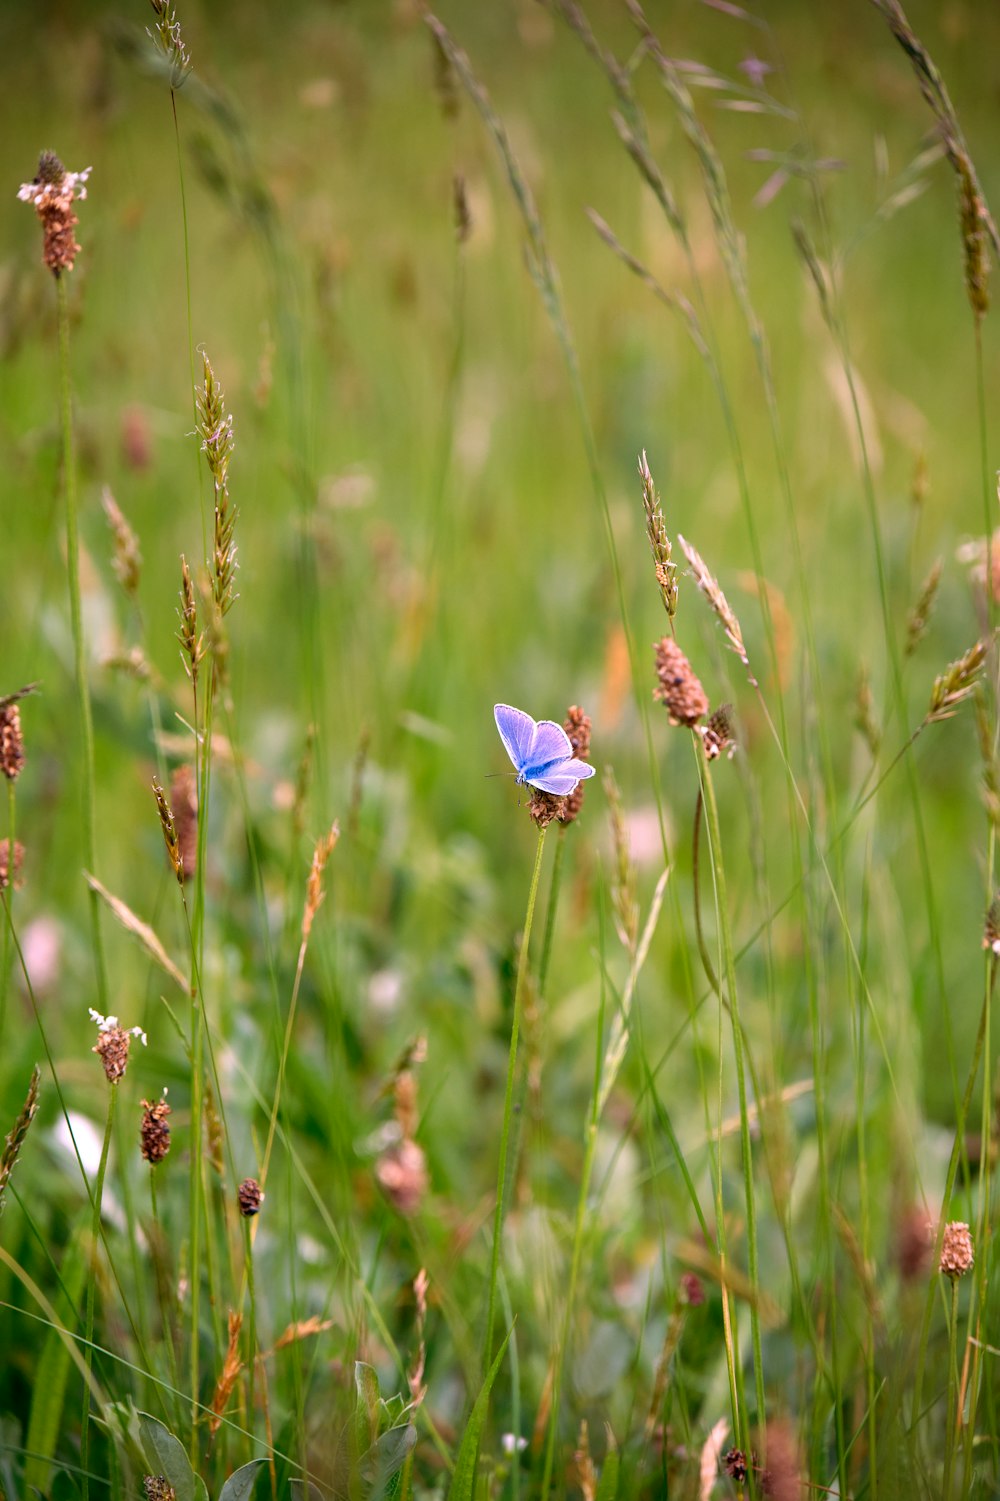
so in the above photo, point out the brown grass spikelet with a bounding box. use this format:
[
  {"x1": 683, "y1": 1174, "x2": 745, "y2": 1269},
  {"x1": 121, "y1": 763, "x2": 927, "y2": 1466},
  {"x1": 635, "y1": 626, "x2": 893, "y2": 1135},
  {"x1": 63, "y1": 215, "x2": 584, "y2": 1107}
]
[
  {"x1": 0, "y1": 840, "x2": 25, "y2": 892},
  {"x1": 17, "y1": 152, "x2": 91, "y2": 276},
  {"x1": 302, "y1": 820, "x2": 340, "y2": 942},
  {"x1": 559, "y1": 705, "x2": 592, "y2": 824},
  {"x1": 528, "y1": 788, "x2": 564, "y2": 828},
  {"x1": 572, "y1": 1420, "x2": 598, "y2": 1501},
  {"x1": 152, "y1": 778, "x2": 182, "y2": 885},
  {"x1": 376, "y1": 1137, "x2": 428, "y2": 1217},
  {"x1": 653, "y1": 637, "x2": 708, "y2": 727},
  {"x1": 0, "y1": 1066, "x2": 40, "y2": 1217},
  {"x1": 905, "y1": 557, "x2": 943, "y2": 657},
  {"x1": 0, "y1": 704, "x2": 25, "y2": 782},
  {"x1": 871, "y1": 0, "x2": 998, "y2": 324},
  {"x1": 140, "y1": 1094, "x2": 172, "y2": 1165},
  {"x1": 407, "y1": 1266, "x2": 429, "y2": 1410},
  {"x1": 927, "y1": 637, "x2": 989, "y2": 723},
  {"x1": 143, "y1": 1479, "x2": 176, "y2": 1501},
  {"x1": 177, "y1": 555, "x2": 204, "y2": 683},
  {"x1": 639, "y1": 450, "x2": 677, "y2": 618},
  {"x1": 238, "y1": 1178, "x2": 264, "y2": 1217},
  {"x1": 90, "y1": 1010, "x2": 147, "y2": 1084},
  {"x1": 196, "y1": 353, "x2": 238, "y2": 617},
  {"x1": 170, "y1": 765, "x2": 198, "y2": 883},
  {"x1": 939, "y1": 1220, "x2": 974, "y2": 1279},
  {"x1": 603, "y1": 767, "x2": 638, "y2": 955},
  {"x1": 700, "y1": 704, "x2": 735, "y2": 762},
  {"x1": 147, "y1": 0, "x2": 192, "y2": 89},
  {"x1": 208, "y1": 1310, "x2": 244, "y2": 1436},
  {"x1": 101, "y1": 486, "x2": 142, "y2": 599},
  {"x1": 677, "y1": 534, "x2": 750, "y2": 671}
]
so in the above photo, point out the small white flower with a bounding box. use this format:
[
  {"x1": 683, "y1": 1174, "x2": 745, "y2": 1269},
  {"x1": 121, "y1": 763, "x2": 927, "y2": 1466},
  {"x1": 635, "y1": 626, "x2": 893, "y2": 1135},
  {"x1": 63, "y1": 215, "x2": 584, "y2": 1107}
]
[{"x1": 501, "y1": 1434, "x2": 528, "y2": 1456}]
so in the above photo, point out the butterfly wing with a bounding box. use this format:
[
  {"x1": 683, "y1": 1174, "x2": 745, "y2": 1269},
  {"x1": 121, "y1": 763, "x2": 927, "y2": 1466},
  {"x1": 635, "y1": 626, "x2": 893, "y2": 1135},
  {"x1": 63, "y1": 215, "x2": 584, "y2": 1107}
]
[
  {"x1": 494, "y1": 704, "x2": 538, "y2": 773},
  {"x1": 528, "y1": 759, "x2": 596, "y2": 796},
  {"x1": 525, "y1": 719, "x2": 573, "y2": 772}
]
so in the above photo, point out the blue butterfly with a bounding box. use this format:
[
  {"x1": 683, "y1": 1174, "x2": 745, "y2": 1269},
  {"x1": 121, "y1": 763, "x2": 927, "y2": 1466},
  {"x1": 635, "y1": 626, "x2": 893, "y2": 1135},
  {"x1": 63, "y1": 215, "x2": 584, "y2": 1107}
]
[{"x1": 494, "y1": 704, "x2": 597, "y2": 795}]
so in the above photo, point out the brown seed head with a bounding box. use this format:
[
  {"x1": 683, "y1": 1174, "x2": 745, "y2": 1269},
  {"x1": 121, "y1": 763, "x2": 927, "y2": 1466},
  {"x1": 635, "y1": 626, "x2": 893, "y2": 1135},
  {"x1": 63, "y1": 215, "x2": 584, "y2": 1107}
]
[
  {"x1": 170, "y1": 765, "x2": 198, "y2": 884},
  {"x1": 0, "y1": 705, "x2": 25, "y2": 781},
  {"x1": 0, "y1": 840, "x2": 25, "y2": 892},
  {"x1": 959, "y1": 159, "x2": 991, "y2": 322},
  {"x1": 527, "y1": 788, "x2": 564, "y2": 828},
  {"x1": 0, "y1": 1065, "x2": 41, "y2": 1216},
  {"x1": 760, "y1": 1419, "x2": 801, "y2": 1501},
  {"x1": 140, "y1": 1096, "x2": 172, "y2": 1164},
  {"x1": 653, "y1": 638, "x2": 709, "y2": 726},
  {"x1": 94, "y1": 1026, "x2": 132, "y2": 1084},
  {"x1": 559, "y1": 706, "x2": 592, "y2": 824},
  {"x1": 101, "y1": 487, "x2": 142, "y2": 598},
  {"x1": 679, "y1": 1271, "x2": 705, "y2": 1307},
  {"x1": 238, "y1": 1177, "x2": 264, "y2": 1217},
  {"x1": 303, "y1": 820, "x2": 340, "y2": 942},
  {"x1": 723, "y1": 1449, "x2": 748, "y2": 1483},
  {"x1": 376, "y1": 1137, "x2": 428, "y2": 1217},
  {"x1": 700, "y1": 703, "x2": 735, "y2": 761},
  {"x1": 639, "y1": 451, "x2": 678, "y2": 618},
  {"x1": 894, "y1": 1205, "x2": 935, "y2": 1282},
  {"x1": 985, "y1": 896, "x2": 1000, "y2": 956},
  {"x1": 143, "y1": 1478, "x2": 176, "y2": 1501},
  {"x1": 394, "y1": 1069, "x2": 420, "y2": 1141},
  {"x1": 17, "y1": 153, "x2": 91, "y2": 276},
  {"x1": 940, "y1": 1220, "x2": 974, "y2": 1279},
  {"x1": 152, "y1": 779, "x2": 182, "y2": 884},
  {"x1": 90, "y1": 1010, "x2": 145, "y2": 1084}
]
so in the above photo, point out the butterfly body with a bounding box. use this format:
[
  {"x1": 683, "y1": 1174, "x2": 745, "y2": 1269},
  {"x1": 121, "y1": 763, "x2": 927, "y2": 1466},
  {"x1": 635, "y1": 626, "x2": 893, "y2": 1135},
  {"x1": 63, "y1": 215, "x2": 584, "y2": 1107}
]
[{"x1": 494, "y1": 703, "x2": 596, "y2": 796}]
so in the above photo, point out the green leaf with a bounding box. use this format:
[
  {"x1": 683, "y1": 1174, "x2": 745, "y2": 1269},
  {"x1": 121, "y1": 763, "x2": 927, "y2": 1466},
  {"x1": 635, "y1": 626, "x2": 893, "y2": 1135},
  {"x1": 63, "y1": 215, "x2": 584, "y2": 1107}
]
[
  {"x1": 595, "y1": 1433, "x2": 619, "y2": 1501},
  {"x1": 360, "y1": 1423, "x2": 417, "y2": 1501},
  {"x1": 23, "y1": 1224, "x2": 88, "y2": 1496},
  {"x1": 446, "y1": 1326, "x2": 513, "y2": 1501},
  {"x1": 219, "y1": 1458, "x2": 267, "y2": 1501},
  {"x1": 138, "y1": 1412, "x2": 197, "y2": 1501},
  {"x1": 354, "y1": 1362, "x2": 381, "y2": 1456}
]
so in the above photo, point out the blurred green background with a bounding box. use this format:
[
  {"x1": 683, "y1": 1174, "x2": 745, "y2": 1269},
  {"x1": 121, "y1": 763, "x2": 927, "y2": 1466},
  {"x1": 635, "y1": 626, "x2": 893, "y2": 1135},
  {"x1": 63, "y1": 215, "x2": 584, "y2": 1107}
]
[{"x1": 1, "y1": 0, "x2": 999, "y2": 1481}]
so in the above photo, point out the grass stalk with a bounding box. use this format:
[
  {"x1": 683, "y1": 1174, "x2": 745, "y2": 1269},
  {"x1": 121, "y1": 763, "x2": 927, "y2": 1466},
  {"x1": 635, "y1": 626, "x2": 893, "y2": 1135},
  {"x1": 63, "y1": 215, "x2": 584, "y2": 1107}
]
[
  {"x1": 483, "y1": 825, "x2": 546, "y2": 1372},
  {"x1": 80, "y1": 1081, "x2": 117, "y2": 1501},
  {"x1": 697, "y1": 757, "x2": 765, "y2": 1447},
  {"x1": 56, "y1": 273, "x2": 107, "y2": 1009}
]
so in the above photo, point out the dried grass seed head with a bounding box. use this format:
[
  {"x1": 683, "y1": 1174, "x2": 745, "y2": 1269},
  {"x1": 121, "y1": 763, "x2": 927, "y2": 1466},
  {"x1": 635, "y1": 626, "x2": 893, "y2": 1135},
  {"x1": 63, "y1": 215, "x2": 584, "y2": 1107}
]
[
  {"x1": 677, "y1": 533, "x2": 749, "y2": 668},
  {"x1": 140, "y1": 1094, "x2": 172, "y2": 1164},
  {"x1": 927, "y1": 637, "x2": 989, "y2": 723},
  {"x1": 0, "y1": 704, "x2": 25, "y2": 781},
  {"x1": 653, "y1": 637, "x2": 708, "y2": 726},
  {"x1": 238, "y1": 1177, "x2": 264, "y2": 1216},
  {"x1": 940, "y1": 1219, "x2": 974, "y2": 1278},
  {"x1": 90, "y1": 1009, "x2": 147, "y2": 1084},
  {"x1": 0, "y1": 840, "x2": 25, "y2": 892},
  {"x1": 639, "y1": 451, "x2": 677, "y2": 618},
  {"x1": 700, "y1": 703, "x2": 735, "y2": 761},
  {"x1": 559, "y1": 705, "x2": 592, "y2": 824},
  {"x1": 147, "y1": 0, "x2": 192, "y2": 89},
  {"x1": 101, "y1": 487, "x2": 142, "y2": 598},
  {"x1": 0, "y1": 1065, "x2": 41, "y2": 1215},
  {"x1": 18, "y1": 152, "x2": 91, "y2": 275},
  {"x1": 143, "y1": 1479, "x2": 176, "y2": 1501},
  {"x1": 302, "y1": 820, "x2": 340, "y2": 941},
  {"x1": 170, "y1": 764, "x2": 198, "y2": 883},
  {"x1": 376, "y1": 1136, "x2": 428, "y2": 1217}
]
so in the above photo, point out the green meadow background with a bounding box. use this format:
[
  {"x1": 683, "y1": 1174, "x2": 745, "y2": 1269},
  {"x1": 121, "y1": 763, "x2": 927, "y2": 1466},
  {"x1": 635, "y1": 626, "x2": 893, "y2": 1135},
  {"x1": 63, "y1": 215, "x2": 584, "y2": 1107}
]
[{"x1": 1, "y1": 1, "x2": 999, "y2": 1496}]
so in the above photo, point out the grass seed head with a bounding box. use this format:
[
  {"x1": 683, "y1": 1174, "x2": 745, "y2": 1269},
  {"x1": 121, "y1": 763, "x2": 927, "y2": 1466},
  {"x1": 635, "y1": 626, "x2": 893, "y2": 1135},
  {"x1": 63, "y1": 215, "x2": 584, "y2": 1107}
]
[
  {"x1": 639, "y1": 451, "x2": 677, "y2": 618},
  {"x1": 653, "y1": 637, "x2": 709, "y2": 726},
  {"x1": 376, "y1": 1137, "x2": 428, "y2": 1217},
  {"x1": 90, "y1": 1010, "x2": 146, "y2": 1084},
  {"x1": 939, "y1": 1220, "x2": 974, "y2": 1279},
  {"x1": 0, "y1": 840, "x2": 26, "y2": 892},
  {"x1": 984, "y1": 894, "x2": 1000, "y2": 955},
  {"x1": 238, "y1": 1177, "x2": 264, "y2": 1217},
  {"x1": 140, "y1": 1095, "x2": 172, "y2": 1164},
  {"x1": 904, "y1": 557, "x2": 942, "y2": 657},
  {"x1": 528, "y1": 788, "x2": 565, "y2": 828},
  {"x1": 559, "y1": 705, "x2": 592, "y2": 824},
  {"x1": 101, "y1": 487, "x2": 142, "y2": 599},
  {"x1": 0, "y1": 704, "x2": 25, "y2": 781},
  {"x1": 0, "y1": 1066, "x2": 40, "y2": 1216},
  {"x1": 17, "y1": 152, "x2": 91, "y2": 276},
  {"x1": 147, "y1": 0, "x2": 192, "y2": 89},
  {"x1": 143, "y1": 1479, "x2": 176, "y2": 1501},
  {"x1": 170, "y1": 765, "x2": 198, "y2": 883},
  {"x1": 927, "y1": 637, "x2": 989, "y2": 723},
  {"x1": 677, "y1": 534, "x2": 749, "y2": 668},
  {"x1": 700, "y1": 703, "x2": 735, "y2": 761},
  {"x1": 152, "y1": 778, "x2": 182, "y2": 885}
]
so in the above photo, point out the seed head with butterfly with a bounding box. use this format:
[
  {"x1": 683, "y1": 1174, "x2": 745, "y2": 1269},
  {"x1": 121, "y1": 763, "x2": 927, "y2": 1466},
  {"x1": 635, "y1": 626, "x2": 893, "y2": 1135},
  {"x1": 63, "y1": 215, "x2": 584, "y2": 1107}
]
[{"x1": 493, "y1": 704, "x2": 596, "y2": 796}]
